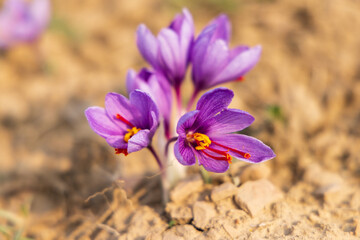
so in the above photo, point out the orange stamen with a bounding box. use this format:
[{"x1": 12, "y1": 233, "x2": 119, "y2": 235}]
[{"x1": 202, "y1": 150, "x2": 232, "y2": 163}]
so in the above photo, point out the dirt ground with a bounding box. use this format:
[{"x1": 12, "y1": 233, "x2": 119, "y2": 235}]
[{"x1": 1, "y1": 0, "x2": 360, "y2": 239}]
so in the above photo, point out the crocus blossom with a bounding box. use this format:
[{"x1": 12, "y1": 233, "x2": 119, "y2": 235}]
[
  {"x1": 0, "y1": 0, "x2": 50, "y2": 48},
  {"x1": 126, "y1": 68, "x2": 172, "y2": 138},
  {"x1": 85, "y1": 90, "x2": 159, "y2": 155},
  {"x1": 174, "y1": 88, "x2": 275, "y2": 173},
  {"x1": 136, "y1": 8, "x2": 194, "y2": 89},
  {"x1": 191, "y1": 14, "x2": 262, "y2": 92}
]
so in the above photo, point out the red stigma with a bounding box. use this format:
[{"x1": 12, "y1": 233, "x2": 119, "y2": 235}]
[
  {"x1": 115, "y1": 148, "x2": 128, "y2": 156},
  {"x1": 212, "y1": 141, "x2": 251, "y2": 159},
  {"x1": 236, "y1": 76, "x2": 245, "y2": 82},
  {"x1": 115, "y1": 113, "x2": 135, "y2": 128},
  {"x1": 202, "y1": 149, "x2": 232, "y2": 163},
  {"x1": 191, "y1": 132, "x2": 251, "y2": 163}
]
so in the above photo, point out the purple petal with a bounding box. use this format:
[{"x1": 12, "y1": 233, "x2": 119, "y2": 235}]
[
  {"x1": 129, "y1": 90, "x2": 159, "y2": 129},
  {"x1": 136, "y1": 24, "x2": 159, "y2": 67},
  {"x1": 105, "y1": 135, "x2": 127, "y2": 149},
  {"x1": 177, "y1": 8, "x2": 194, "y2": 68},
  {"x1": 191, "y1": 24, "x2": 217, "y2": 87},
  {"x1": 174, "y1": 138, "x2": 196, "y2": 166},
  {"x1": 207, "y1": 14, "x2": 231, "y2": 43},
  {"x1": 213, "y1": 45, "x2": 262, "y2": 85},
  {"x1": 158, "y1": 28, "x2": 183, "y2": 82},
  {"x1": 196, "y1": 88, "x2": 234, "y2": 122},
  {"x1": 197, "y1": 39, "x2": 229, "y2": 89},
  {"x1": 212, "y1": 134, "x2": 275, "y2": 163},
  {"x1": 147, "y1": 73, "x2": 172, "y2": 122},
  {"x1": 200, "y1": 109, "x2": 255, "y2": 135},
  {"x1": 30, "y1": 0, "x2": 50, "y2": 29},
  {"x1": 194, "y1": 150, "x2": 229, "y2": 173},
  {"x1": 176, "y1": 110, "x2": 200, "y2": 137},
  {"x1": 127, "y1": 129, "x2": 150, "y2": 153},
  {"x1": 105, "y1": 92, "x2": 137, "y2": 128},
  {"x1": 0, "y1": 17, "x2": 13, "y2": 48},
  {"x1": 229, "y1": 45, "x2": 250, "y2": 59},
  {"x1": 126, "y1": 69, "x2": 138, "y2": 94},
  {"x1": 85, "y1": 107, "x2": 122, "y2": 138},
  {"x1": 148, "y1": 110, "x2": 159, "y2": 138},
  {"x1": 126, "y1": 69, "x2": 171, "y2": 128},
  {"x1": 168, "y1": 9, "x2": 193, "y2": 53},
  {"x1": 3, "y1": 0, "x2": 26, "y2": 16}
]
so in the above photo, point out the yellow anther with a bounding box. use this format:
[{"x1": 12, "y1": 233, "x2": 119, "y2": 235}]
[
  {"x1": 193, "y1": 133, "x2": 211, "y2": 150},
  {"x1": 124, "y1": 127, "x2": 140, "y2": 143}
]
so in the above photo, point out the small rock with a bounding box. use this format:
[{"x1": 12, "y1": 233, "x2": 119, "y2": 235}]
[
  {"x1": 214, "y1": 197, "x2": 238, "y2": 214},
  {"x1": 303, "y1": 163, "x2": 343, "y2": 187},
  {"x1": 170, "y1": 175, "x2": 203, "y2": 203},
  {"x1": 228, "y1": 161, "x2": 248, "y2": 176},
  {"x1": 239, "y1": 164, "x2": 271, "y2": 183},
  {"x1": 355, "y1": 218, "x2": 360, "y2": 237},
  {"x1": 198, "y1": 226, "x2": 232, "y2": 240},
  {"x1": 211, "y1": 182, "x2": 237, "y2": 202},
  {"x1": 165, "y1": 203, "x2": 193, "y2": 224},
  {"x1": 314, "y1": 184, "x2": 344, "y2": 206},
  {"x1": 127, "y1": 206, "x2": 166, "y2": 239},
  {"x1": 226, "y1": 209, "x2": 248, "y2": 223},
  {"x1": 192, "y1": 201, "x2": 217, "y2": 229},
  {"x1": 350, "y1": 191, "x2": 360, "y2": 209},
  {"x1": 163, "y1": 224, "x2": 201, "y2": 240},
  {"x1": 234, "y1": 179, "x2": 283, "y2": 216}
]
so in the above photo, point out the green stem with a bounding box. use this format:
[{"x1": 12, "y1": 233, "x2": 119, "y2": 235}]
[{"x1": 200, "y1": 166, "x2": 211, "y2": 184}]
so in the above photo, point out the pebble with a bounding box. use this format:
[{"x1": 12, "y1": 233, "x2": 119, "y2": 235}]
[
  {"x1": 314, "y1": 184, "x2": 344, "y2": 206},
  {"x1": 234, "y1": 179, "x2": 283, "y2": 216},
  {"x1": 355, "y1": 218, "x2": 360, "y2": 237},
  {"x1": 196, "y1": 226, "x2": 233, "y2": 240},
  {"x1": 239, "y1": 164, "x2": 271, "y2": 183},
  {"x1": 192, "y1": 201, "x2": 217, "y2": 229},
  {"x1": 165, "y1": 203, "x2": 193, "y2": 224},
  {"x1": 162, "y1": 225, "x2": 201, "y2": 240},
  {"x1": 211, "y1": 182, "x2": 238, "y2": 202},
  {"x1": 303, "y1": 163, "x2": 343, "y2": 187},
  {"x1": 170, "y1": 174, "x2": 203, "y2": 203}
]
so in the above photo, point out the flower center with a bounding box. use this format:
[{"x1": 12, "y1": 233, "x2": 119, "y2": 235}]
[
  {"x1": 124, "y1": 127, "x2": 141, "y2": 143},
  {"x1": 114, "y1": 113, "x2": 141, "y2": 155},
  {"x1": 193, "y1": 133, "x2": 211, "y2": 150},
  {"x1": 188, "y1": 132, "x2": 251, "y2": 164}
]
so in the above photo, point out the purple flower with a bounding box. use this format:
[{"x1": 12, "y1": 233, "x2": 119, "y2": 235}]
[
  {"x1": 126, "y1": 68, "x2": 172, "y2": 138},
  {"x1": 0, "y1": 0, "x2": 50, "y2": 48},
  {"x1": 136, "y1": 8, "x2": 194, "y2": 89},
  {"x1": 191, "y1": 14, "x2": 262, "y2": 92},
  {"x1": 174, "y1": 88, "x2": 275, "y2": 173},
  {"x1": 85, "y1": 90, "x2": 159, "y2": 155}
]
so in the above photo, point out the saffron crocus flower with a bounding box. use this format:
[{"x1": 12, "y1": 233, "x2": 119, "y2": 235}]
[
  {"x1": 85, "y1": 90, "x2": 159, "y2": 156},
  {"x1": 136, "y1": 8, "x2": 194, "y2": 89},
  {"x1": 191, "y1": 14, "x2": 262, "y2": 92},
  {"x1": 0, "y1": 0, "x2": 50, "y2": 49},
  {"x1": 126, "y1": 68, "x2": 172, "y2": 138},
  {"x1": 174, "y1": 88, "x2": 275, "y2": 173}
]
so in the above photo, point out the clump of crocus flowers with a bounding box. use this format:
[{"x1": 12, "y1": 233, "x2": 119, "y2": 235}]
[
  {"x1": 0, "y1": 0, "x2": 50, "y2": 49},
  {"x1": 85, "y1": 9, "x2": 275, "y2": 178}
]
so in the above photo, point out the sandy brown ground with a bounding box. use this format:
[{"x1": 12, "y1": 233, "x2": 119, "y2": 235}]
[{"x1": 0, "y1": 0, "x2": 360, "y2": 239}]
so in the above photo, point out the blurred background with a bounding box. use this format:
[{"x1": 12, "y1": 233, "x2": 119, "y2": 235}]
[{"x1": 0, "y1": 0, "x2": 359, "y2": 239}]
